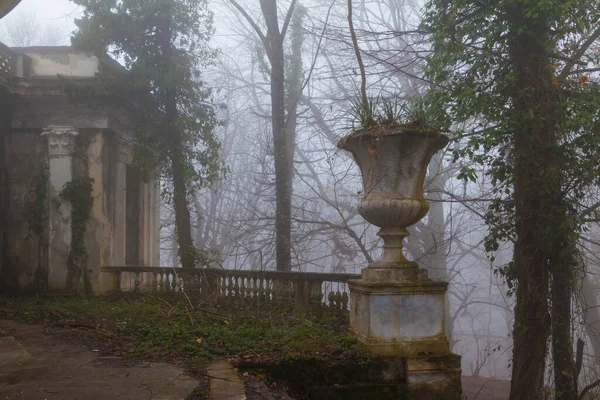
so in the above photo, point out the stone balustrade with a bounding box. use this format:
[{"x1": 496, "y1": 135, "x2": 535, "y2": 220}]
[
  {"x1": 100, "y1": 266, "x2": 359, "y2": 315},
  {"x1": 0, "y1": 43, "x2": 14, "y2": 83}
]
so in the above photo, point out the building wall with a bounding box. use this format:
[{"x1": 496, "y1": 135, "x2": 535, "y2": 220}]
[
  {"x1": 1, "y1": 46, "x2": 161, "y2": 296},
  {"x1": 3, "y1": 129, "x2": 48, "y2": 294},
  {"x1": 1, "y1": 128, "x2": 161, "y2": 296}
]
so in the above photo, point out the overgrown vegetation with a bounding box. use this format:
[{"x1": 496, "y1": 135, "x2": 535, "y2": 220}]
[
  {"x1": 349, "y1": 97, "x2": 445, "y2": 130},
  {"x1": 72, "y1": 0, "x2": 223, "y2": 269},
  {"x1": 0, "y1": 295, "x2": 363, "y2": 362},
  {"x1": 28, "y1": 164, "x2": 48, "y2": 238},
  {"x1": 57, "y1": 177, "x2": 94, "y2": 295},
  {"x1": 424, "y1": 0, "x2": 600, "y2": 398}
]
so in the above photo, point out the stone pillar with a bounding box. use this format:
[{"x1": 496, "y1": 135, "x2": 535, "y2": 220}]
[
  {"x1": 149, "y1": 175, "x2": 161, "y2": 266},
  {"x1": 113, "y1": 144, "x2": 130, "y2": 267},
  {"x1": 107, "y1": 144, "x2": 131, "y2": 293},
  {"x1": 42, "y1": 125, "x2": 78, "y2": 293},
  {"x1": 138, "y1": 172, "x2": 161, "y2": 266}
]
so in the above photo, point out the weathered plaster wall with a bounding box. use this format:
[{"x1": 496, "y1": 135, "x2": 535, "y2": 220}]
[
  {"x1": 3, "y1": 47, "x2": 161, "y2": 296},
  {"x1": 21, "y1": 49, "x2": 99, "y2": 78},
  {"x1": 3, "y1": 130, "x2": 48, "y2": 293},
  {"x1": 84, "y1": 130, "x2": 118, "y2": 295}
]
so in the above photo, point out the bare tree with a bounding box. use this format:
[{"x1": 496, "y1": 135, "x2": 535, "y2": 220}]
[
  {"x1": 0, "y1": 11, "x2": 66, "y2": 47},
  {"x1": 228, "y1": 0, "x2": 301, "y2": 271}
]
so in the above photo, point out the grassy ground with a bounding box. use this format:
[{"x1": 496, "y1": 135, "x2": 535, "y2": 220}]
[{"x1": 0, "y1": 294, "x2": 364, "y2": 364}]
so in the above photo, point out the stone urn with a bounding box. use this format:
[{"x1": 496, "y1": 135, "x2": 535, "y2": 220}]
[
  {"x1": 338, "y1": 122, "x2": 458, "y2": 371},
  {"x1": 338, "y1": 123, "x2": 449, "y2": 280}
]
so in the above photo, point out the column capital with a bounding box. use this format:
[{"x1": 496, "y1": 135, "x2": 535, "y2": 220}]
[
  {"x1": 118, "y1": 143, "x2": 133, "y2": 164},
  {"x1": 41, "y1": 125, "x2": 79, "y2": 157}
]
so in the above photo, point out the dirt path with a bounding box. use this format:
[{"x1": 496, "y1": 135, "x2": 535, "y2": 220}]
[{"x1": 0, "y1": 320, "x2": 199, "y2": 400}]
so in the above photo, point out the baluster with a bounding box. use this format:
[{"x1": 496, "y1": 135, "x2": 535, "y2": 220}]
[
  {"x1": 342, "y1": 292, "x2": 349, "y2": 310},
  {"x1": 134, "y1": 272, "x2": 140, "y2": 293},
  {"x1": 159, "y1": 272, "x2": 165, "y2": 292},
  {"x1": 178, "y1": 273, "x2": 184, "y2": 292},
  {"x1": 224, "y1": 275, "x2": 231, "y2": 304},
  {"x1": 217, "y1": 276, "x2": 224, "y2": 297},
  {"x1": 152, "y1": 273, "x2": 158, "y2": 294},
  {"x1": 263, "y1": 279, "x2": 270, "y2": 302},
  {"x1": 240, "y1": 277, "x2": 247, "y2": 299},
  {"x1": 248, "y1": 278, "x2": 256, "y2": 307},
  {"x1": 165, "y1": 273, "x2": 172, "y2": 293},
  {"x1": 234, "y1": 276, "x2": 240, "y2": 299},
  {"x1": 257, "y1": 278, "x2": 264, "y2": 301},
  {"x1": 328, "y1": 291, "x2": 335, "y2": 308},
  {"x1": 252, "y1": 278, "x2": 258, "y2": 300},
  {"x1": 335, "y1": 291, "x2": 343, "y2": 309},
  {"x1": 272, "y1": 278, "x2": 280, "y2": 302}
]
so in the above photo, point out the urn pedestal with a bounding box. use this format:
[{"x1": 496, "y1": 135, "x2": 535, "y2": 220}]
[{"x1": 338, "y1": 125, "x2": 461, "y2": 396}]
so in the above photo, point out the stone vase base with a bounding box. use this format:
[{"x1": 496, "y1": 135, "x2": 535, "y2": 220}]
[
  {"x1": 406, "y1": 354, "x2": 463, "y2": 399},
  {"x1": 348, "y1": 273, "x2": 450, "y2": 357},
  {"x1": 349, "y1": 273, "x2": 462, "y2": 398}
]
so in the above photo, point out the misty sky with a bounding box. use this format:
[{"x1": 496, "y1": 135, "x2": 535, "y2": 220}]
[{"x1": 0, "y1": 0, "x2": 80, "y2": 44}]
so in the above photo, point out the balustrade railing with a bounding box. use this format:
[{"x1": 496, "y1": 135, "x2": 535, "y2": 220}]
[
  {"x1": 0, "y1": 43, "x2": 14, "y2": 83},
  {"x1": 100, "y1": 266, "x2": 359, "y2": 315}
]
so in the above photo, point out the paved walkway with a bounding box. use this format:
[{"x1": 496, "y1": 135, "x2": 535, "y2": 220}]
[
  {"x1": 0, "y1": 320, "x2": 198, "y2": 400},
  {"x1": 0, "y1": 319, "x2": 510, "y2": 400},
  {"x1": 207, "y1": 361, "x2": 246, "y2": 400}
]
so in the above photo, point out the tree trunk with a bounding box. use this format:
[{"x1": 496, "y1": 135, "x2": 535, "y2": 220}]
[
  {"x1": 158, "y1": 2, "x2": 196, "y2": 269},
  {"x1": 507, "y1": 9, "x2": 555, "y2": 400},
  {"x1": 171, "y1": 143, "x2": 196, "y2": 268},
  {"x1": 262, "y1": 0, "x2": 292, "y2": 271},
  {"x1": 581, "y1": 273, "x2": 600, "y2": 361},
  {"x1": 552, "y1": 260, "x2": 577, "y2": 400},
  {"x1": 424, "y1": 154, "x2": 453, "y2": 346}
]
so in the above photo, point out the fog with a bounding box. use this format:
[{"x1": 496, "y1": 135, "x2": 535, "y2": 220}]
[{"x1": 3, "y1": 0, "x2": 599, "y2": 385}]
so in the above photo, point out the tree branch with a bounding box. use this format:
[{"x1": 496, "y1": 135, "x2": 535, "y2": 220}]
[
  {"x1": 228, "y1": 0, "x2": 268, "y2": 48},
  {"x1": 559, "y1": 26, "x2": 600, "y2": 80},
  {"x1": 347, "y1": 0, "x2": 368, "y2": 108},
  {"x1": 280, "y1": 0, "x2": 298, "y2": 39},
  {"x1": 579, "y1": 377, "x2": 600, "y2": 400}
]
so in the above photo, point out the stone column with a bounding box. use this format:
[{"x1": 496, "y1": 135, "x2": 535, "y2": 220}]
[
  {"x1": 113, "y1": 144, "x2": 130, "y2": 267},
  {"x1": 149, "y1": 175, "x2": 161, "y2": 266},
  {"x1": 42, "y1": 125, "x2": 78, "y2": 293},
  {"x1": 105, "y1": 144, "x2": 130, "y2": 293}
]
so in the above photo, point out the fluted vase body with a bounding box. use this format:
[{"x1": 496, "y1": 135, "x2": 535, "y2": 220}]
[{"x1": 338, "y1": 125, "x2": 448, "y2": 269}]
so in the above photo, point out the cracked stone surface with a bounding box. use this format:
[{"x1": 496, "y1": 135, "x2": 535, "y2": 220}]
[
  {"x1": 0, "y1": 320, "x2": 198, "y2": 400},
  {"x1": 207, "y1": 361, "x2": 246, "y2": 400}
]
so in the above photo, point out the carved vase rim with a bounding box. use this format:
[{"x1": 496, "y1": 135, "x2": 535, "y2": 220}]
[{"x1": 337, "y1": 123, "x2": 448, "y2": 151}]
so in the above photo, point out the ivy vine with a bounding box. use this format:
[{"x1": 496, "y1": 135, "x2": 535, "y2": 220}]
[
  {"x1": 28, "y1": 164, "x2": 49, "y2": 238},
  {"x1": 58, "y1": 177, "x2": 94, "y2": 278}
]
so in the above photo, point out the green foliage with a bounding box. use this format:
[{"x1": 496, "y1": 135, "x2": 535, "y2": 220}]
[
  {"x1": 28, "y1": 164, "x2": 48, "y2": 238},
  {"x1": 349, "y1": 96, "x2": 446, "y2": 130},
  {"x1": 71, "y1": 0, "x2": 223, "y2": 193},
  {"x1": 349, "y1": 97, "x2": 375, "y2": 129},
  {"x1": 423, "y1": 0, "x2": 600, "y2": 283},
  {"x1": 0, "y1": 296, "x2": 361, "y2": 361},
  {"x1": 58, "y1": 177, "x2": 94, "y2": 278}
]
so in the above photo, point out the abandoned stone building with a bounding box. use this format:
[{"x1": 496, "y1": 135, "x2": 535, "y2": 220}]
[{"x1": 0, "y1": 44, "x2": 160, "y2": 295}]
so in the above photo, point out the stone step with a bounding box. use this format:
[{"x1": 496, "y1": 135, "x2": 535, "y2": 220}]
[{"x1": 208, "y1": 360, "x2": 247, "y2": 400}]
